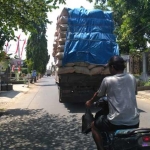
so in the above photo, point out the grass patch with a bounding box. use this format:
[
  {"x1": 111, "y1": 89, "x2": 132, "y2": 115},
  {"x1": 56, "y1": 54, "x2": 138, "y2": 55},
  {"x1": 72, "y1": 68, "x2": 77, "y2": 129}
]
[
  {"x1": 0, "y1": 108, "x2": 6, "y2": 112},
  {"x1": 144, "y1": 81, "x2": 150, "y2": 86},
  {"x1": 133, "y1": 74, "x2": 150, "y2": 87}
]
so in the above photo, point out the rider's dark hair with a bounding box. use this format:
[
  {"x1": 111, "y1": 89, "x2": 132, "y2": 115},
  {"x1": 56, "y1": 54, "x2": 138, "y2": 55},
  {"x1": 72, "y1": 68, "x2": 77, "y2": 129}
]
[{"x1": 108, "y1": 55, "x2": 126, "y2": 71}]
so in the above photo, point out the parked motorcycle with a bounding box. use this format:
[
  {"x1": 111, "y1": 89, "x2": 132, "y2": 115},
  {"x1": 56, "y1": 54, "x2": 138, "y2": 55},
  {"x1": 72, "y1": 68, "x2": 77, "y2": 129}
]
[{"x1": 93, "y1": 97, "x2": 150, "y2": 150}]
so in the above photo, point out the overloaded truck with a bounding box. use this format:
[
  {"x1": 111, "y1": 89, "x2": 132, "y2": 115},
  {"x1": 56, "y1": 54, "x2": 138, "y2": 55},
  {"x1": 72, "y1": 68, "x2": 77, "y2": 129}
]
[
  {"x1": 52, "y1": 8, "x2": 119, "y2": 103},
  {"x1": 46, "y1": 69, "x2": 51, "y2": 76}
]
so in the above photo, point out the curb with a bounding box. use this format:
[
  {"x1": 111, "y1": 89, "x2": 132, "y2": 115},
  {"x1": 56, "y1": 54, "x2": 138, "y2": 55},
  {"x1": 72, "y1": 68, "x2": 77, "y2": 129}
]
[
  {"x1": 138, "y1": 86, "x2": 150, "y2": 91},
  {"x1": 0, "y1": 85, "x2": 30, "y2": 108}
]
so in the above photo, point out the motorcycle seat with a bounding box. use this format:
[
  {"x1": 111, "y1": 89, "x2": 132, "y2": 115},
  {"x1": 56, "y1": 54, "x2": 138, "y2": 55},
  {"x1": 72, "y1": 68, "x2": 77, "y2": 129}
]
[
  {"x1": 114, "y1": 128, "x2": 137, "y2": 137},
  {"x1": 114, "y1": 128, "x2": 150, "y2": 137}
]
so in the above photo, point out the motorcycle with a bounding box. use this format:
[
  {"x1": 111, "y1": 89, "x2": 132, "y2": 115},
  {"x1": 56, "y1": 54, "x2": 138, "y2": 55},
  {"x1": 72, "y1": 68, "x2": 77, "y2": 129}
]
[{"x1": 93, "y1": 97, "x2": 150, "y2": 150}]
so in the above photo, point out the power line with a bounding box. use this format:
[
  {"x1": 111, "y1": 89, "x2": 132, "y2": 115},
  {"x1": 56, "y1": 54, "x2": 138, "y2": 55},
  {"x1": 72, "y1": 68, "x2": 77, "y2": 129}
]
[{"x1": 132, "y1": 24, "x2": 150, "y2": 36}]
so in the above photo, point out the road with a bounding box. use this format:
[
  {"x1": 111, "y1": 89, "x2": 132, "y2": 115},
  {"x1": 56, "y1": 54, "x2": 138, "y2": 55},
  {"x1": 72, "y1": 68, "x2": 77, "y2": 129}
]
[{"x1": 0, "y1": 76, "x2": 150, "y2": 150}]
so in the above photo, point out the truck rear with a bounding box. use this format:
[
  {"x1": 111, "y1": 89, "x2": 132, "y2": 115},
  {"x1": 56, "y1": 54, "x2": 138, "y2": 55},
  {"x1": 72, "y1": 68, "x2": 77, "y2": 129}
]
[
  {"x1": 46, "y1": 69, "x2": 51, "y2": 76},
  {"x1": 53, "y1": 8, "x2": 119, "y2": 103},
  {"x1": 56, "y1": 72, "x2": 110, "y2": 103}
]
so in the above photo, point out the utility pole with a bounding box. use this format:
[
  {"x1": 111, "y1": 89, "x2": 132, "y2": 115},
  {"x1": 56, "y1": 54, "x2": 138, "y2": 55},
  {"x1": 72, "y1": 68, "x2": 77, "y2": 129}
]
[{"x1": 18, "y1": 39, "x2": 25, "y2": 59}]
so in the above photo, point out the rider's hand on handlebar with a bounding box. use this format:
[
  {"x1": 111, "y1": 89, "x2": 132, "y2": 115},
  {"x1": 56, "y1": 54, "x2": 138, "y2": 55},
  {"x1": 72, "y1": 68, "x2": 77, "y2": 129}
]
[{"x1": 85, "y1": 100, "x2": 93, "y2": 108}]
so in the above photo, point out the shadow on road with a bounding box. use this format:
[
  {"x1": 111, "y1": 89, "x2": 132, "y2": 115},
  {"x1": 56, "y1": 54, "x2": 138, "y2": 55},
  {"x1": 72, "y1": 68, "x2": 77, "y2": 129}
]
[
  {"x1": 35, "y1": 84, "x2": 56, "y2": 87},
  {"x1": 64, "y1": 103, "x2": 146, "y2": 115},
  {"x1": 64, "y1": 103, "x2": 100, "y2": 113},
  {"x1": 0, "y1": 109, "x2": 96, "y2": 150},
  {"x1": 0, "y1": 90, "x2": 20, "y2": 99},
  {"x1": 138, "y1": 108, "x2": 146, "y2": 113}
]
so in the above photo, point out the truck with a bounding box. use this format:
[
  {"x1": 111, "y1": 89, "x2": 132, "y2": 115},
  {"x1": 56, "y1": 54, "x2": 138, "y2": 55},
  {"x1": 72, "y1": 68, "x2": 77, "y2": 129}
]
[
  {"x1": 46, "y1": 69, "x2": 51, "y2": 76},
  {"x1": 53, "y1": 8, "x2": 119, "y2": 103}
]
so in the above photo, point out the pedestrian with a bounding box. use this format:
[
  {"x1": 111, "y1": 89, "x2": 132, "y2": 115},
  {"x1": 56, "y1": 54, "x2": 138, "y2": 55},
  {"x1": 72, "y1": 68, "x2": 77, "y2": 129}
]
[{"x1": 31, "y1": 70, "x2": 37, "y2": 83}]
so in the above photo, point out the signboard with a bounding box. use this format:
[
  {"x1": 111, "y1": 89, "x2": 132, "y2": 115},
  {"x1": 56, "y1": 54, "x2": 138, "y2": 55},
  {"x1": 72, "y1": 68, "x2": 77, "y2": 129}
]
[{"x1": 9, "y1": 58, "x2": 23, "y2": 66}]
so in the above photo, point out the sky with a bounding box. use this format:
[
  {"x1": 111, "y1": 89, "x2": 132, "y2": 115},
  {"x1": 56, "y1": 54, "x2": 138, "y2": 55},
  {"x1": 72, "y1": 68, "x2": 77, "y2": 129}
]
[
  {"x1": 5, "y1": 0, "x2": 94, "y2": 68},
  {"x1": 4, "y1": 31, "x2": 28, "y2": 60}
]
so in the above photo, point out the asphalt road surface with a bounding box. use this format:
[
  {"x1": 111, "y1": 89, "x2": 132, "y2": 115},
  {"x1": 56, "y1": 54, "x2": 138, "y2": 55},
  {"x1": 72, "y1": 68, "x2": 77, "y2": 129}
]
[{"x1": 0, "y1": 76, "x2": 149, "y2": 150}]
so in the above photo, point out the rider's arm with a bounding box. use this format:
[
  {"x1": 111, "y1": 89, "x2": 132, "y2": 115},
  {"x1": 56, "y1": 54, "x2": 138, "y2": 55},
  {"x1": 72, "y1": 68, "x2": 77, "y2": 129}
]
[
  {"x1": 87, "y1": 78, "x2": 107, "y2": 105},
  {"x1": 97, "y1": 78, "x2": 107, "y2": 97},
  {"x1": 88, "y1": 92, "x2": 99, "y2": 103}
]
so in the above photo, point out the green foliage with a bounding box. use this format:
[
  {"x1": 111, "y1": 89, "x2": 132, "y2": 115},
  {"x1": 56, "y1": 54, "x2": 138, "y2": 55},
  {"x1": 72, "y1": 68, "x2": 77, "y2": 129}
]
[
  {"x1": 94, "y1": 3, "x2": 109, "y2": 10},
  {"x1": 138, "y1": 81, "x2": 144, "y2": 86},
  {"x1": 26, "y1": 23, "x2": 50, "y2": 74},
  {"x1": 0, "y1": 0, "x2": 66, "y2": 51},
  {"x1": 87, "y1": 0, "x2": 108, "y2": 10},
  {"x1": 134, "y1": 74, "x2": 140, "y2": 78},
  {"x1": 138, "y1": 80, "x2": 150, "y2": 87},
  {"x1": 21, "y1": 60, "x2": 28, "y2": 74},
  {"x1": 0, "y1": 51, "x2": 6, "y2": 61},
  {"x1": 21, "y1": 68, "x2": 28, "y2": 74},
  {"x1": 144, "y1": 81, "x2": 150, "y2": 86},
  {"x1": 26, "y1": 59, "x2": 34, "y2": 73},
  {"x1": 87, "y1": 0, "x2": 150, "y2": 54},
  {"x1": 134, "y1": 74, "x2": 150, "y2": 87},
  {"x1": 87, "y1": 0, "x2": 106, "y2": 3},
  {"x1": 107, "y1": 0, "x2": 150, "y2": 53}
]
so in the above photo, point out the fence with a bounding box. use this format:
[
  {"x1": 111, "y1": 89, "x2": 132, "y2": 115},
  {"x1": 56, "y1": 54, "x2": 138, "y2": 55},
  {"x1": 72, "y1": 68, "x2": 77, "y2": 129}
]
[
  {"x1": 129, "y1": 54, "x2": 142, "y2": 75},
  {"x1": 147, "y1": 52, "x2": 150, "y2": 75},
  {"x1": 129, "y1": 52, "x2": 150, "y2": 75}
]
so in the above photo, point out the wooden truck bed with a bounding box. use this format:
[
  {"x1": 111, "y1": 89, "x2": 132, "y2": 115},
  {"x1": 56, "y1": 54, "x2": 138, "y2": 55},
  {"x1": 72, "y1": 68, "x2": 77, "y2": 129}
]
[{"x1": 56, "y1": 73, "x2": 109, "y2": 103}]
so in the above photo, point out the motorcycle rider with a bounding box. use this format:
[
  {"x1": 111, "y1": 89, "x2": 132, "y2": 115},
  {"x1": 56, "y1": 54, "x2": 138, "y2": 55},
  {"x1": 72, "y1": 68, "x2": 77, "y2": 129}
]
[{"x1": 85, "y1": 55, "x2": 140, "y2": 150}]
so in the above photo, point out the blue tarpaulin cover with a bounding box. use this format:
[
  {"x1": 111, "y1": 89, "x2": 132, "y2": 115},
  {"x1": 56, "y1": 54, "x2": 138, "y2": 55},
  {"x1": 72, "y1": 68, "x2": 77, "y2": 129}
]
[{"x1": 62, "y1": 8, "x2": 119, "y2": 66}]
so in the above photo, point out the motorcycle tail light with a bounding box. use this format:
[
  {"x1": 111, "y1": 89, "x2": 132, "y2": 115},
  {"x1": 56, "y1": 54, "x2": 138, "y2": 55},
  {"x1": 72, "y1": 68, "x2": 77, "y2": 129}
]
[{"x1": 142, "y1": 136, "x2": 150, "y2": 142}]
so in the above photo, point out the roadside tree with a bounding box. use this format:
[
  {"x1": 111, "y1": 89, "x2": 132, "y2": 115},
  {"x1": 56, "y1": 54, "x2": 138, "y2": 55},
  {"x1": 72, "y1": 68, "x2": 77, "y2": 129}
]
[{"x1": 26, "y1": 23, "x2": 50, "y2": 74}]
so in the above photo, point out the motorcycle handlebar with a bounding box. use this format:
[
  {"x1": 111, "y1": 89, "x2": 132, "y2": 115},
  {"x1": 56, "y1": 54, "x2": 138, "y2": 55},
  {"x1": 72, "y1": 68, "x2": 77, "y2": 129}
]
[{"x1": 93, "y1": 97, "x2": 108, "y2": 106}]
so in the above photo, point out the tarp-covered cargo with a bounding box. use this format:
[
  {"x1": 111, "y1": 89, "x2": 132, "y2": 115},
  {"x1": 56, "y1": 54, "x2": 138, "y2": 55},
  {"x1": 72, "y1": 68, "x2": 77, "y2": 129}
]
[{"x1": 62, "y1": 8, "x2": 119, "y2": 66}]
